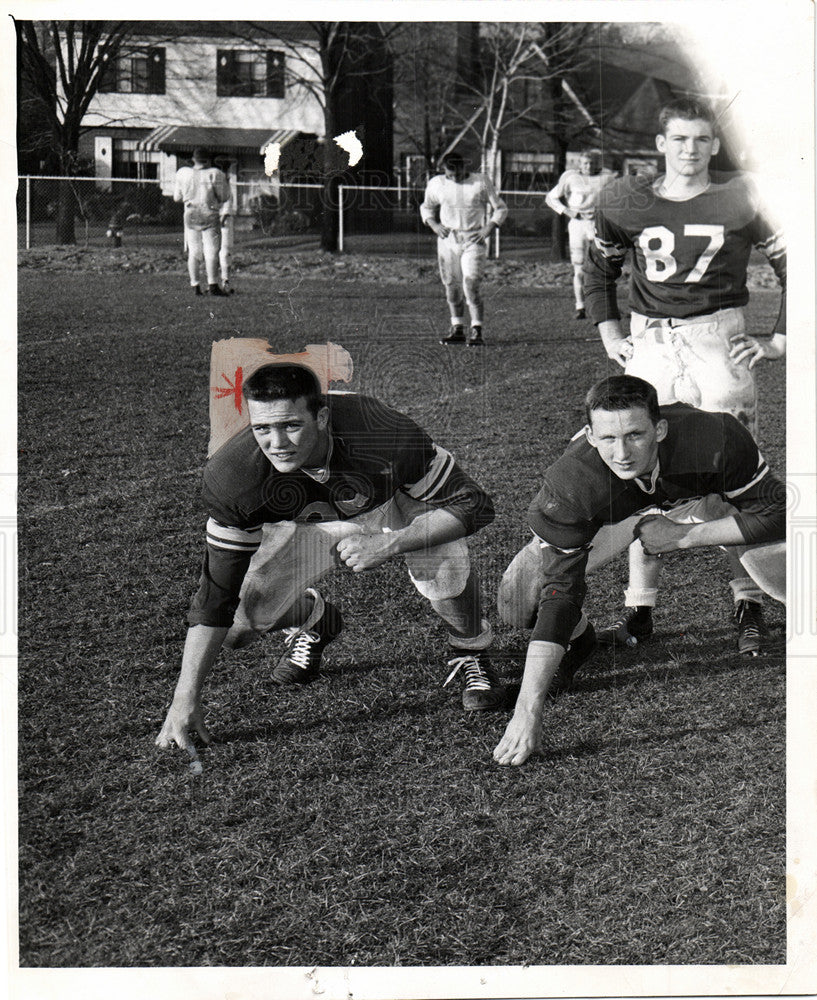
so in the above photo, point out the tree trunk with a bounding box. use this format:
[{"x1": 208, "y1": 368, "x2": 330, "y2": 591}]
[
  {"x1": 320, "y1": 102, "x2": 340, "y2": 252},
  {"x1": 56, "y1": 178, "x2": 77, "y2": 245}
]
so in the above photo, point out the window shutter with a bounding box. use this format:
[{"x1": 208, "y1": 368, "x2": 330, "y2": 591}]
[
  {"x1": 147, "y1": 47, "x2": 166, "y2": 94},
  {"x1": 266, "y1": 51, "x2": 285, "y2": 99},
  {"x1": 217, "y1": 50, "x2": 235, "y2": 96},
  {"x1": 98, "y1": 52, "x2": 117, "y2": 93}
]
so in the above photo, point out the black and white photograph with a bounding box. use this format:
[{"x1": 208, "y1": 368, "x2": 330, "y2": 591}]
[{"x1": 4, "y1": 1, "x2": 816, "y2": 998}]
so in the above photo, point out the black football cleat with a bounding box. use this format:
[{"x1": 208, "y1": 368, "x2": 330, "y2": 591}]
[
  {"x1": 575, "y1": 307, "x2": 587, "y2": 320},
  {"x1": 208, "y1": 283, "x2": 230, "y2": 297},
  {"x1": 272, "y1": 589, "x2": 344, "y2": 685},
  {"x1": 440, "y1": 325, "x2": 466, "y2": 345},
  {"x1": 549, "y1": 622, "x2": 597, "y2": 693},
  {"x1": 193, "y1": 285, "x2": 203, "y2": 296},
  {"x1": 467, "y1": 325, "x2": 485, "y2": 346},
  {"x1": 734, "y1": 599, "x2": 763, "y2": 656},
  {"x1": 443, "y1": 649, "x2": 504, "y2": 711},
  {"x1": 597, "y1": 606, "x2": 654, "y2": 648}
]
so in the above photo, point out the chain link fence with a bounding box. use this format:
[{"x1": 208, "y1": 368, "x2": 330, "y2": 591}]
[{"x1": 17, "y1": 175, "x2": 556, "y2": 260}]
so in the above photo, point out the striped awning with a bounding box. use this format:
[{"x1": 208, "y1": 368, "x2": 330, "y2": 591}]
[{"x1": 137, "y1": 125, "x2": 299, "y2": 155}]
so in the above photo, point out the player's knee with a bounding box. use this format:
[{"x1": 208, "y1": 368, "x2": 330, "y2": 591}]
[
  {"x1": 497, "y1": 575, "x2": 536, "y2": 628},
  {"x1": 463, "y1": 278, "x2": 482, "y2": 305}
]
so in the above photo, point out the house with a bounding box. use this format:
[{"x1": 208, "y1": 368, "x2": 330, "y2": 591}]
[{"x1": 78, "y1": 21, "x2": 325, "y2": 214}]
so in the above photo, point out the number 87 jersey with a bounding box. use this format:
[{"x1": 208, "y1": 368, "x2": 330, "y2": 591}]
[{"x1": 584, "y1": 171, "x2": 786, "y2": 322}]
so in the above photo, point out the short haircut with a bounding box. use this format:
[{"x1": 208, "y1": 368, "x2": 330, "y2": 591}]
[
  {"x1": 581, "y1": 149, "x2": 602, "y2": 160},
  {"x1": 440, "y1": 151, "x2": 465, "y2": 170},
  {"x1": 243, "y1": 363, "x2": 325, "y2": 416},
  {"x1": 192, "y1": 147, "x2": 211, "y2": 163},
  {"x1": 658, "y1": 97, "x2": 717, "y2": 135},
  {"x1": 585, "y1": 375, "x2": 661, "y2": 426}
]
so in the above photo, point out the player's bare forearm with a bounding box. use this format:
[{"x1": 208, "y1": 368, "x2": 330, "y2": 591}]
[
  {"x1": 155, "y1": 624, "x2": 228, "y2": 751},
  {"x1": 390, "y1": 507, "x2": 467, "y2": 555},
  {"x1": 493, "y1": 640, "x2": 564, "y2": 766},
  {"x1": 634, "y1": 513, "x2": 747, "y2": 554},
  {"x1": 597, "y1": 320, "x2": 633, "y2": 366}
]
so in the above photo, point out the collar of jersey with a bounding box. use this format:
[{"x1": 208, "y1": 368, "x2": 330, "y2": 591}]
[
  {"x1": 301, "y1": 429, "x2": 334, "y2": 483},
  {"x1": 633, "y1": 460, "x2": 660, "y2": 494}
]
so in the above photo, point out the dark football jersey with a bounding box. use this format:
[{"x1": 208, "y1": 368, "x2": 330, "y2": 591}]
[
  {"x1": 526, "y1": 403, "x2": 785, "y2": 646},
  {"x1": 188, "y1": 393, "x2": 495, "y2": 627},
  {"x1": 584, "y1": 171, "x2": 786, "y2": 324}
]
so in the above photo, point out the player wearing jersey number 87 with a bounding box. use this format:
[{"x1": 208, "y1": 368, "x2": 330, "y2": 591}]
[{"x1": 583, "y1": 97, "x2": 786, "y2": 656}]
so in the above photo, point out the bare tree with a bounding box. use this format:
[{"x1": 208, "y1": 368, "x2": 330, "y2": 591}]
[
  {"x1": 233, "y1": 21, "x2": 395, "y2": 251},
  {"x1": 17, "y1": 20, "x2": 136, "y2": 244}
]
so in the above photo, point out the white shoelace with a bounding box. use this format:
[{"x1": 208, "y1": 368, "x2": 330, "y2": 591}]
[
  {"x1": 283, "y1": 628, "x2": 321, "y2": 669},
  {"x1": 443, "y1": 654, "x2": 492, "y2": 691}
]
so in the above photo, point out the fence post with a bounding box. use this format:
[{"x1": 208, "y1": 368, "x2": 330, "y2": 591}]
[
  {"x1": 26, "y1": 175, "x2": 31, "y2": 250},
  {"x1": 494, "y1": 224, "x2": 500, "y2": 260},
  {"x1": 338, "y1": 184, "x2": 344, "y2": 253}
]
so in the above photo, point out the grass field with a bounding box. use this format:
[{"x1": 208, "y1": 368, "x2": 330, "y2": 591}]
[{"x1": 17, "y1": 266, "x2": 786, "y2": 968}]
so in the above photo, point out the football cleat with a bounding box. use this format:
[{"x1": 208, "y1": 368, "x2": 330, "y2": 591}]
[
  {"x1": 597, "y1": 606, "x2": 654, "y2": 648},
  {"x1": 272, "y1": 589, "x2": 343, "y2": 685},
  {"x1": 467, "y1": 325, "x2": 485, "y2": 347},
  {"x1": 443, "y1": 649, "x2": 504, "y2": 711},
  {"x1": 440, "y1": 325, "x2": 466, "y2": 345},
  {"x1": 193, "y1": 285, "x2": 203, "y2": 296},
  {"x1": 208, "y1": 283, "x2": 230, "y2": 297},
  {"x1": 734, "y1": 599, "x2": 763, "y2": 657},
  {"x1": 575, "y1": 307, "x2": 587, "y2": 320},
  {"x1": 550, "y1": 621, "x2": 597, "y2": 693}
]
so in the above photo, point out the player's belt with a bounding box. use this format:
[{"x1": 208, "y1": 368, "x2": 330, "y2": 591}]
[
  {"x1": 447, "y1": 228, "x2": 483, "y2": 243},
  {"x1": 639, "y1": 307, "x2": 741, "y2": 330}
]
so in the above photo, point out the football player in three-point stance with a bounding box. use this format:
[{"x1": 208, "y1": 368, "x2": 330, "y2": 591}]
[
  {"x1": 493, "y1": 375, "x2": 785, "y2": 767},
  {"x1": 420, "y1": 151, "x2": 508, "y2": 347},
  {"x1": 583, "y1": 98, "x2": 786, "y2": 655},
  {"x1": 545, "y1": 149, "x2": 616, "y2": 319},
  {"x1": 156, "y1": 364, "x2": 502, "y2": 760}
]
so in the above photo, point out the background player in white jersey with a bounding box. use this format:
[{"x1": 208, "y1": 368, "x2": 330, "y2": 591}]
[
  {"x1": 173, "y1": 147, "x2": 232, "y2": 297},
  {"x1": 545, "y1": 150, "x2": 616, "y2": 319},
  {"x1": 583, "y1": 98, "x2": 786, "y2": 655},
  {"x1": 420, "y1": 152, "x2": 508, "y2": 346}
]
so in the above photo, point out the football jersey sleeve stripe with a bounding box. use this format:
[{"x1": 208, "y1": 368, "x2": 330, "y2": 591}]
[
  {"x1": 593, "y1": 235, "x2": 627, "y2": 261},
  {"x1": 724, "y1": 460, "x2": 770, "y2": 499},
  {"x1": 206, "y1": 517, "x2": 263, "y2": 552},
  {"x1": 755, "y1": 232, "x2": 786, "y2": 263},
  {"x1": 406, "y1": 445, "x2": 456, "y2": 502}
]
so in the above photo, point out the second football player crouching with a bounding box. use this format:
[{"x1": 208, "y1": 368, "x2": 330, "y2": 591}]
[
  {"x1": 156, "y1": 364, "x2": 503, "y2": 757},
  {"x1": 493, "y1": 375, "x2": 785, "y2": 767}
]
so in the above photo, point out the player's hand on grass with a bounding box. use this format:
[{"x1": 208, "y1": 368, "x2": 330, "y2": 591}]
[
  {"x1": 493, "y1": 709, "x2": 543, "y2": 767},
  {"x1": 336, "y1": 530, "x2": 397, "y2": 571},
  {"x1": 155, "y1": 699, "x2": 212, "y2": 755},
  {"x1": 729, "y1": 332, "x2": 786, "y2": 369},
  {"x1": 634, "y1": 514, "x2": 690, "y2": 554}
]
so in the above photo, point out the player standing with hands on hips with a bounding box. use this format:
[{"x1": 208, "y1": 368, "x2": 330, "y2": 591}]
[
  {"x1": 583, "y1": 98, "x2": 786, "y2": 656},
  {"x1": 420, "y1": 152, "x2": 508, "y2": 347},
  {"x1": 173, "y1": 147, "x2": 232, "y2": 297},
  {"x1": 156, "y1": 364, "x2": 504, "y2": 765},
  {"x1": 545, "y1": 149, "x2": 615, "y2": 319}
]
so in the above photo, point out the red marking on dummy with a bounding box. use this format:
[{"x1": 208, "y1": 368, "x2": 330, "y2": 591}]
[{"x1": 213, "y1": 367, "x2": 244, "y2": 413}]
